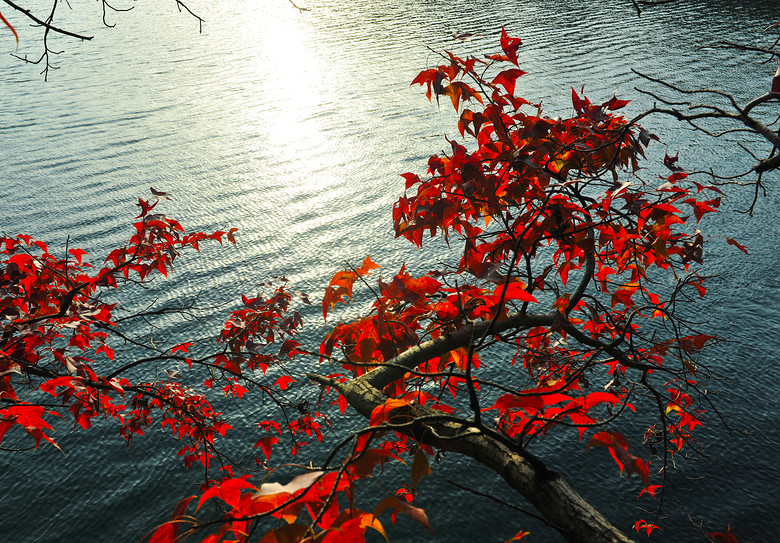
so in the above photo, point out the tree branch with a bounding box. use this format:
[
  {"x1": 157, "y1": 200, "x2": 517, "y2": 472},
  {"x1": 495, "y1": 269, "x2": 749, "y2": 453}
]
[
  {"x1": 355, "y1": 309, "x2": 558, "y2": 392},
  {"x1": 307, "y1": 373, "x2": 635, "y2": 543},
  {"x1": 2, "y1": 0, "x2": 93, "y2": 40}
]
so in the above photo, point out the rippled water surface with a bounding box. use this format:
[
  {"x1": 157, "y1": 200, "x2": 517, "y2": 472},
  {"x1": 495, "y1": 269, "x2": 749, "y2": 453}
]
[{"x1": 2, "y1": 0, "x2": 779, "y2": 541}]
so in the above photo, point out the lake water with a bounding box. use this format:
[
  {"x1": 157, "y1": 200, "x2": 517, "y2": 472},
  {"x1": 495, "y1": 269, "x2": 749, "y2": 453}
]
[{"x1": 1, "y1": 0, "x2": 779, "y2": 541}]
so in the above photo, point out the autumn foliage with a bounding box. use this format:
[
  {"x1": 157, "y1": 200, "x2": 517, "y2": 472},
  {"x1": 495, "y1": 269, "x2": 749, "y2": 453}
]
[{"x1": 1, "y1": 30, "x2": 739, "y2": 542}]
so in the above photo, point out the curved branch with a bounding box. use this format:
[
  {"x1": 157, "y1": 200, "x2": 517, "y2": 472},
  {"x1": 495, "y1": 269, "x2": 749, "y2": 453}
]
[
  {"x1": 2, "y1": 0, "x2": 93, "y2": 40},
  {"x1": 307, "y1": 374, "x2": 635, "y2": 543},
  {"x1": 356, "y1": 309, "x2": 558, "y2": 392},
  {"x1": 566, "y1": 227, "x2": 595, "y2": 315},
  {"x1": 633, "y1": 68, "x2": 780, "y2": 174}
]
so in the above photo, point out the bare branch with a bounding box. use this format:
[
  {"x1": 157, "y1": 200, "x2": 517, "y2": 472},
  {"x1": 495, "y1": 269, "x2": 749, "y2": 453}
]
[{"x1": 2, "y1": 0, "x2": 92, "y2": 40}]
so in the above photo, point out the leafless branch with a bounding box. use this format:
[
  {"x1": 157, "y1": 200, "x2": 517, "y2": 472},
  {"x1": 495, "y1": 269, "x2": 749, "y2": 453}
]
[
  {"x1": 288, "y1": 0, "x2": 310, "y2": 13},
  {"x1": 175, "y1": 0, "x2": 204, "y2": 33},
  {"x1": 2, "y1": 0, "x2": 92, "y2": 40}
]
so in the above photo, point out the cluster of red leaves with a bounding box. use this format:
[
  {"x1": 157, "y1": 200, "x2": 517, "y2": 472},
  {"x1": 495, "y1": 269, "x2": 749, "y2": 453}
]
[
  {"x1": 320, "y1": 27, "x2": 721, "y2": 477},
  {"x1": 0, "y1": 192, "x2": 236, "y2": 467},
  {"x1": 148, "y1": 441, "x2": 434, "y2": 543},
  {"x1": 292, "y1": 27, "x2": 728, "y2": 539},
  {"x1": 2, "y1": 29, "x2": 742, "y2": 543},
  {"x1": 1, "y1": 191, "x2": 424, "y2": 542}
]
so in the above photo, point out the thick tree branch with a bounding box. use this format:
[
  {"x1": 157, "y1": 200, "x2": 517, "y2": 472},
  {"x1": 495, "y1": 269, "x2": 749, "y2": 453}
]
[
  {"x1": 307, "y1": 373, "x2": 635, "y2": 543},
  {"x1": 355, "y1": 309, "x2": 558, "y2": 392}
]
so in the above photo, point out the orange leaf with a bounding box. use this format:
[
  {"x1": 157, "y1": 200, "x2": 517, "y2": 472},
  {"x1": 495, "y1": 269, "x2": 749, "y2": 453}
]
[
  {"x1": 0, "y1": 11, "x2": 18, "y2": 46},
  {"x1": 322, "y1": 269, "x2": 360, "y2": 319},
  {"x1": 356, "y1": 255, "x2": 380, "y2": 276},
  {"x1": 373, "y1": 496, "x2": 432, "y2": 533},
  {"x1": 411, "y1": 449, "x2": 432, "y2": 489},
  {"x1": 369, "y1": 398, "x2": 411, "y2": 426}
]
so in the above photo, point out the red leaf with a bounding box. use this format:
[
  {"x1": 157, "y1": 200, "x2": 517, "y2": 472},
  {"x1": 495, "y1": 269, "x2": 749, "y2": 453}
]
[
  {"x1": 587, "y1": 431, "x2": 650, "y2": 486},
  {"x1": 0, "y1": 405, "x2": 60, "y2": 450},
  {"x1": 170, "y1": 342, "x2": 193, "y2": 354},
  {"x1": 148, "y1": 495, "x2": 196, "y2": 543},
  {"x1": 0, "y1": 11, "x2": 18, "y2": 45},
  {"x1": 226, "y1": 228, "x2": 238, "y2": 244},
  {"x1": 134, "y1": 198, "x2": 159, "y2": 218},
  {"x1": 726, "y1": 237, "x2": 748, "y2": 254},
  {"x1": 147, "y1": 523, "x2": 176, "y2": 543},
  {"x1": 279, "y1": 339, "x2": 300, "y2": 359},
  {"x1": 495, "y1": 282, "x2": 538, "y2": 304},
  {"x1": 337, "y1": 394, "x2": 348, "y2": 415},
  {"x1": 492, "y1": 68, "x2": 526, "y2": 96},
  {"x1": 401, "y1": 172, "x2": 421, "y2": 189},
  {"x1": 499, "y1": 27, "x2": 522, "y2": 66},
  {"x1": 68, "y1": 248, "x2": 89, "y2": 265},
  {"x1": 96, "y1": 344, "x2": 114, "y2": 361},
  {"x1": 638, "y1": 485, "x2": 662, "y2": 500},
  {"x1": 602, "y1": 92, "x2": 630, "y2": 111},
  {"x1": 707, "y1": 526, "x2": 739, "y2": 543},
  {"x1": 633, "y1": 520, "x2": 661, "y2": 536},
  {"x1": 571, "y1": 86, "x2": 582, "y2": 112},
  {"x1": 663, "y1": 152, "x2": 683, "y2": 172},
  {"x1": 273, "y1": 375, "x2": 295, "y2": 390},
  {"x1": 254, "y1": 436, "x2": 279, "y2": 460},
  {"x1": 40, "y1": 376, "x2": 77, "y2": 396},
  {"x1": 196, "y1": 477, "x2": 257, "y2": 510}
]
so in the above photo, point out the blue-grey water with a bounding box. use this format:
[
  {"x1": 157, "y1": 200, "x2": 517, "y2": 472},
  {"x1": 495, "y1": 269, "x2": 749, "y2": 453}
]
[{"x1": 1, "y1": 0, "x2": 779, "y2": 541}]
